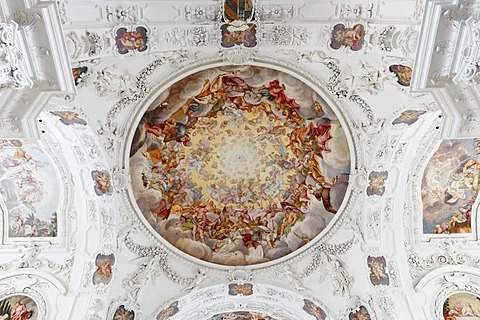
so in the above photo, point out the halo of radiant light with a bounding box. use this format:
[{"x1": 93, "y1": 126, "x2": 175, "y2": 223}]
[{"x1": 129, "y1": 65, "x2": 351, "y2": 266}]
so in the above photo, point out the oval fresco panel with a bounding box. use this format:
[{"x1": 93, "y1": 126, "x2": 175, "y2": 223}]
[
  {"x1": 0, "y1": 294, "x2": 38, "y2": 320},
  {"x1": 443, "y1": 292, "x2": 480, "y2": 319},
  {"x1": 129, "y1": 66, "x2": 351, "y2": 266}
]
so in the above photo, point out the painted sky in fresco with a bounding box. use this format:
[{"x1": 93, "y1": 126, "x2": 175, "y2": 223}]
[
  {"x1": 130, "y1": 66, "x2": 351, "y2": 266},
  {"x1": 0, "y1": 140, "x2": 59, "y2": 237},
  {"x1": 422, "y1": 139, "x2": 480, "y2": 234}
]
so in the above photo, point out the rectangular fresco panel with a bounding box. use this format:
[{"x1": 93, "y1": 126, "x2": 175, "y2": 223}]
[
  {"x1": 0, "y1": 139, "x2": 58, "y2": 238},
  {"x1": 422, "y1": 139, "x2": 480, "y2": 234}
]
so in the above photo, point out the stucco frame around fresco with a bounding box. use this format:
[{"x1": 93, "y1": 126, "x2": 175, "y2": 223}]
[{"x1": 111, "y1": 52, "x2": 361, "y2": 271}]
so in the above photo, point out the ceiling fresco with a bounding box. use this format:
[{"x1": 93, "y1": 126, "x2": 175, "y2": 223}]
[
  {"x1": 0, "y1": 295, "x2": 38, "y2": 320},
  {"x1": 442, "y1": 292, "x2": 480, "y2": 319},
  {"x1": 422, "y1": 139, "x2": 480, "y2": 234},
  {"x1": 129, "y1": 65, "x2": 350, "y2": 266},
  {"x1": 0, "y1": 140, "x2": 59, "y2": 239},
  {"x1": 3, "y1": 0, "x2": 480, "y2": 319}
]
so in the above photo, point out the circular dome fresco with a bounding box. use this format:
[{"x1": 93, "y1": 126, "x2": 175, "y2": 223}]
[{"x1": 129, "y1": 65, "x2": 351, "y2": 266}]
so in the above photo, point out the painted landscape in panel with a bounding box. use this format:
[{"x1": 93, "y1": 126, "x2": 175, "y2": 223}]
[{"x1": 130, "y1": 66, "x2": 351, "y2": 266}]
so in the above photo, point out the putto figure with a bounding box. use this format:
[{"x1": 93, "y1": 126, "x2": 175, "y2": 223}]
[
  {"x1": 91, "y1": 170, "x2": 113, "y2": 196},
  {"x1": 367, "y1": 255, "x2": 390, "y2": 286},
  {"x1": 330, "y1": 23, "x2": 365, "y2": 51},
  {"x1": 50, "y1": 110, "x2": 87, "y2": 126},
  {"x1": 389, "y1": 64, "x2": 412, "y2": 86},
  {"x1": 92, "y1": 253, "x2": 115, "y2": 285},
  {"x1": 115, "y1": 26, "x2": 147, "y2": 54}
]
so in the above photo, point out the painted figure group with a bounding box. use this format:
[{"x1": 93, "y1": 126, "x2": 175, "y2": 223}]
[{"x1": 132, "y1": 67, "x2": 350, "y2": 265}]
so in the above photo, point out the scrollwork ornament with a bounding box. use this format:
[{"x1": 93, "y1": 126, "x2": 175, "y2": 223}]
[
  {"x1": 260, "y1": 5, "x2": 294, "y2": 21},
  {"x1": 165, "y1": 27, "x2": 210, "y2": 47},
  {"x1": 324, "y1": 61, "x2": 375, "y2": 125},
  {"x1": 407, "y1": 239, "x2": 480, "y2": 280},
  {"x1": 123, "y1": 232, "x2": 196, "y2": 288},
  {"x1": 105, "y1": 5, "x2": 138, "y2": 22},
  {"x1": 10, "y1": 11, "x2": 41, "y2": 34},
  {"x1": 378, "y1": 296, "x2": 398, "y2": 318}
]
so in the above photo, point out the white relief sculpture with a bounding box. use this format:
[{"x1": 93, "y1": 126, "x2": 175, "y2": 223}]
[
  {"x1": 319, "y1": 254, "x2": 354, "y2": 297},
  {"x1": 269, "y1": 26, "x2": 310, "y2": 45},
  {"x1": 184, "y1": 5, "x2": 217, "y2": 22},
  {"x1": 105, "y1": 5, "x2": 138, "y2": 22},
  {"x1": 337, "y1": 61, "x2": 387, "y2": 98},
  {"x1": 10, "y1": 11, "x2": 41, "y2": 34},
  {"x1": 260, "y1": 5, "x2": 294, "y2": 20},
  {"x1": 337, "y1": 3, "x2": 374, "y2": 19},
  {"x1": 94, "y1": 65, "x2": 136, "y2": 99},
  {"x1": 165, "y1": 27, "x2": 210, "y2": 47},
  {"x1": 220, "y1": 45, "x2": 255, "y2": 65},
  {"x1": 0, "y1": 23, "x2": 33, "y2": 90},
  {"x1": 183, "y1": 268, "x2": 207, "y2": 292},
  {"x1": 65, "y1": 31, "x2": 105, "y2": 60},
  {"x1": 274, "y1": 264, "x2": 305, "y2": 291}
]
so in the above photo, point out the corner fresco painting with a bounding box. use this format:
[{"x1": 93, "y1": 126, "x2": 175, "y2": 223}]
[
  {"x1": 210, "y1": 312, "x2": 276, "y2": 320},
  {"x1": 0, "y1": 295, "x2": 38, "y2": 320},
  {"x1": 130, "y1": 66, "x2": 351, "y2": 266},
  {"x1": 0, "y1": 140, "x2": 58, "y2": 238},
  {"x1": 443, "y1": 292, "x2": 480, "y2": 319},
  {"x1": 349, "y1": 306, "x2": 371, "y2": 320},
  {"x1": 156, "y1": 301, "x2": 179, "y2": 320},
  {"x1": 367, "y1": 255, "x2": 389, "y2": 286},
  {"x1": 303, "y1": 299, "x2": 327, "y2": 320},
  {"x1": 422, "y1": 139, "x2": 480, "y2": 234},
  {"x1": 330, "y1": 23, "x2": 365, "y2": 51},
  {"x1": 113, "y1": 305, "x2": 135, "y2": 320},
  {"x1": 92, "y1": 253, "x2": 115, "y2": 285}
]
